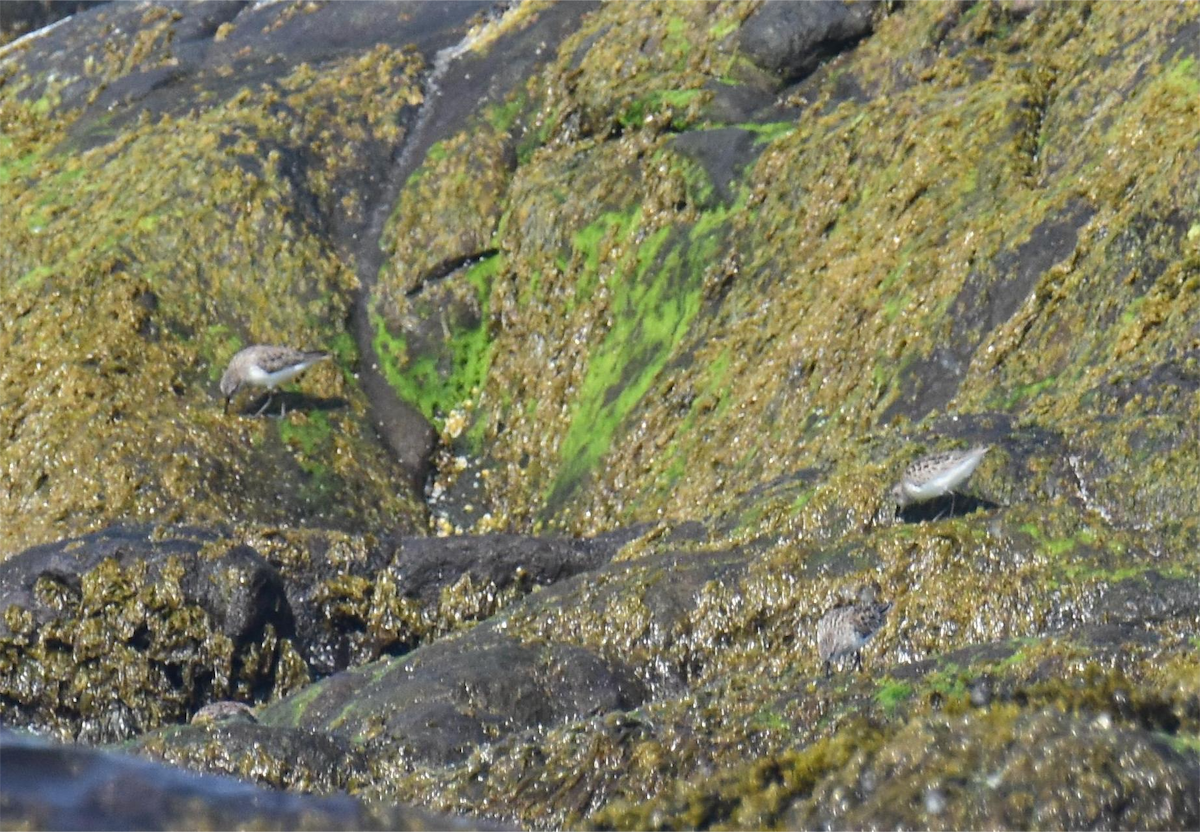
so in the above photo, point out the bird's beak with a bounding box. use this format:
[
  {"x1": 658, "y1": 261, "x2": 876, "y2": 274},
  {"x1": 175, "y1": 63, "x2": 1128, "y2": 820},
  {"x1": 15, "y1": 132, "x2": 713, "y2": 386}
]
[{"x1": 224, "y1": 395, "x2": 231, "y2": 415}]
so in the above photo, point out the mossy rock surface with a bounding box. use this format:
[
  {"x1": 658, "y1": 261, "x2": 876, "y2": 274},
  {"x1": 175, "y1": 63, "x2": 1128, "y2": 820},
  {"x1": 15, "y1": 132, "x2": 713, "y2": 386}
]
[
  {"x1": 2, "y1": 1, "x2": 1200, "y2": 830},
  {"x1": 0, "y1": 523, "x2": 628, "y2": 742}
]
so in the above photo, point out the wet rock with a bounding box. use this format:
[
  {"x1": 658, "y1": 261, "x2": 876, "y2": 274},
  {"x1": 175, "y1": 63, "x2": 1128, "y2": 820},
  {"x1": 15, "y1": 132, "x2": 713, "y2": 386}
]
[
  {"x1": 1099, "y1": 570, "x2": 1200, "y2": 626},
  {"x1": 0, "y1": 526, "x2": 302, "y2": 742},
  {"x1": 698, "y1": 78, "x2": 785, "y2": 125},
  {"x1": 0, "y1": 0, "x2": 105, "y2": 43},
  {"x1": 4, "y1": 0, "x2": 1200, "y2": 828},
  {"x1": 0, "y1": 524, "x2": 630, "y2": 738},
  {"x1": 884, "y1": 201, "x2": 1097, "y2": 423},
  {"x1": 269, "y1": 527, "x2": 631, "y2": 675},
  {"x1": 364, "y1": 0, "x2": 596, "y2": 495},
  {"x1": 670, "y1": 128, "x2": 763, "y2": 207},
  {"x1": 0, "y1": 728, "x2": 497, "y2": 831},
  {"x1": 784, "y1": 708, "x2": 1200, "y2": 830},
  {"x1": 0, "y1": 526, "x2": 292, "y2": 644},
  {"x1": 385, "y1": 530, "x2": 626, "y2": 604},
  {"x1": 139, "y1": 720, "x2": 359, "y2": 793},
  {"x1": 259, "y1": 628, "x2": 647, "y2": 768},
  {"x1": 738, "y1": 0, "x2": 876, "y2": 83}
]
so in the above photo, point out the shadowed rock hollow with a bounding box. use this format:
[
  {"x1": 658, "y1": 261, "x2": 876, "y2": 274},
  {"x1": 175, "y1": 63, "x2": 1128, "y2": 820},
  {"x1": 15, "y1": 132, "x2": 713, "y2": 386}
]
[{"x1": 1, "y1": 1, "x2": 1198, "y2": 829}]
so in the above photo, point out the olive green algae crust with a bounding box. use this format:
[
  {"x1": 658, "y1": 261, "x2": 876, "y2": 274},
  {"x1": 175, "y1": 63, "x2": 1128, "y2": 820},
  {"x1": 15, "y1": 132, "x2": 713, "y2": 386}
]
[
  {"x1": 1, "y1": 525, "x2": 595, "y2": 743},
  {"x1": 425, "y1": 1, "x2": 1200, "y2": 543},
  {"x1": 341, "y1": 4, "x2": 1200, "y2": 823},
  {"x1": 594, "y1": 705, "x2": 1198, "y2": 831},
  {"x1": 0, "y1": 41, "x2": 428, "y2": 555},
  {"x1": 136, "y1": 505, "x2": 1198, "y2": 827},
  {"x1": 352, "y1": 540, "x2": 1199, "y2": 828},
  {"x1": 3, "y1": 2, "x2": 1200, "y2": 828},
  {"x1": 0, "y1": 545, "x2": 309, "y2": 744}
]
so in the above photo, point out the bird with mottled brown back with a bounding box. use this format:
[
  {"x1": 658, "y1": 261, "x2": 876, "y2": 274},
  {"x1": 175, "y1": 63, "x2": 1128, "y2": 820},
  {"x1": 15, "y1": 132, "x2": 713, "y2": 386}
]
[
  {"x1": 817, "y1": 581, "x2": 891, "y2": 677},
  {"x1": 220, "y1": 344, "x2": 330, "y2": 416},
  {"x1": 891, "y1": 445, "x2": 991, "y2": 508}
]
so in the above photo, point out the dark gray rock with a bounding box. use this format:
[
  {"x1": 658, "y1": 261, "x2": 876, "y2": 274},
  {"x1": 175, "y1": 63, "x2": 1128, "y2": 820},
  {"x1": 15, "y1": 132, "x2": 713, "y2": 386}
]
[
  {"x1": 0, "y1": 524, "x2": 628, "y2": 739},
  {"x1": 260, "y1": 629, "x2": 647, "y2": 767},
  {"x1": 0, "y1": 0, "x2": 106, "y2": 42},
  {"x1": 883, "y1": 200, "x2": 1097, "y2": 423},
  {"x1": 0, "y1": 525, "x2": 290, "y2": 644},
  {"x1": 278, "y1": 528, "x2": 632, "y2": 675},
  {"x1": 738, "y1": 0, "x2": 876, "y2": 84},
  {"x1": 1099, "y1": 570, "x2": 1200, "y2": 626},
  {"x1": 670, "y1": 128, "x2": 762, "y2": 207},
  {"x1": 0, "y1": 729, "x2": 497, "y2": 831}
]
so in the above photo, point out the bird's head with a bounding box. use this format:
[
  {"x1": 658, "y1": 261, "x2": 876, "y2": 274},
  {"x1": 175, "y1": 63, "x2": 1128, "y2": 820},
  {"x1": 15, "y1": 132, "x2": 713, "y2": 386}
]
[
  {"x1": 890, "y1": 482, "x2": 909, "y2": 507},
  {"x1": 857, "y1": 581, "x2": 882, "y2": 604},
  {"x1": 219, "y1": 370, "x2": 240, "y2": 411}
]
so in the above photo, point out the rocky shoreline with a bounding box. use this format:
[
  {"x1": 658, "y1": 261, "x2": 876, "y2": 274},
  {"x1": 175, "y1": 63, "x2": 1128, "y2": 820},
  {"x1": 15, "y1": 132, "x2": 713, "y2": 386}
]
[{"x1": 2, "y1": 1, "x2": 1198, "y2": 829}]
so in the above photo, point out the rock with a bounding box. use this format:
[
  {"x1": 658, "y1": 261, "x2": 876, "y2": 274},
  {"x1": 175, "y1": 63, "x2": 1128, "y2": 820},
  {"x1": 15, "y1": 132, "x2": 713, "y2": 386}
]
[
  {"x1": 670, "y1": 128, "x2": 763, "y2": 207},
  {"x1": 0, "y1": 526, "x2": 301, "y2": 742},
  {"x1": 1099, "y1": 570, "x2": 1200, "y2": 626},
  {"x1": 738, "y1": 1, "x2": 876, "y2": 83},
  {"x1": 0, "y1": 0, "x2": 105, "y2": 43},
  {"x1": 273, "y1": 527, "x2": 632, "y2": 675},
  {"x1": 0, "y1": 524, "x2": 629, "y2": 737},
  {"x1": 258, "y1": 628, "x2": 647, "y2": 767},
  {"x1": 783, "y1": 708, "x2": 1199, "y2": 829},
  {"x1": 3, "y1": 0, "x2": 1200, "y2": 829},
  {"x1": 0, "y1": 729, "x2": 499, "y2": 831}
]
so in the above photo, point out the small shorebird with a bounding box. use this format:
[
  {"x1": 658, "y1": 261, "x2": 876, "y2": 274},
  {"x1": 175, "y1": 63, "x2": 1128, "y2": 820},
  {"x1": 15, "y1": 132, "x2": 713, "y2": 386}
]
[
  {"x1": 817, "y1": 581, "x2": 891, "y2": 677},
  {"x1": 191, "y1": 700, "x2": 258, "y2": 725},
  {"x1": 220, "y1": 344, "x2": 330, "y2": 416},
  {"x1": 891, "y1": 445, "x2": 991, "y2": 510}
]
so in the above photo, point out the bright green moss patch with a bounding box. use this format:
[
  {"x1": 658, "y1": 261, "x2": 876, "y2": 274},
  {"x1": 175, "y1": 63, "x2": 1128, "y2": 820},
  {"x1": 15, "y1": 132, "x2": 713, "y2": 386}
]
[
  {"x1": 1044, "y1": 536, "x2": 1077, "y2": 556},
  {"x1": 618, "y1": 89, "x2": 706, "y2": 130},
  {"x1": 370, "y1": 255, "x2": 498, "y2": 429},
  {"x1": 874, "y1": 679, "x2": 914, "y2": 715},
  {"x1": 279, "y1": 411, "x2": 332, "y2": 461},
  {"x1": 545, "y1": 178, "x2": 737, "y2": 513},
  {"x1": 739, "y1": 121, "x2": 798, "y2": 144},
  {"x1": 1160, "y1": 55, "x2": 1199, "y2": 98},
  {"x1": 484, "y1": 91, "x2": 526, "y2": 132}
]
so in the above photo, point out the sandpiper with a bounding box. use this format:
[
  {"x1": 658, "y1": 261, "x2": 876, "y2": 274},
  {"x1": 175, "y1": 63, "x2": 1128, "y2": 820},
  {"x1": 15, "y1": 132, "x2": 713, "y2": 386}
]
[
  {"x1": 817, "y1": 581, "x2": 891, "y2": 677},
  {"x1": 220, "y1": 344, "x2": 330, "y2": 416},
  {"x1": 891, "y1": 444, "x2": 991, "y2": 509},
  {"x1": 191, "y1": 700, "x2": 258, "y2": 725}
]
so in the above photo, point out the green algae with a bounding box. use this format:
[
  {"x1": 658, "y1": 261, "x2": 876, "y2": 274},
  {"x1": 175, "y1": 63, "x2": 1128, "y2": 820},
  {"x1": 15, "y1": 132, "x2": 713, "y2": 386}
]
[
  {"x1": 874, "y1": 679, "x2": 915, "y2": 715},
  {"x1": 370, "y1": 254, "x2": 498, "y2": 431},
  {"x1": 450, "y1": 0, "x2": 1200, "y2": 540},
  {"x1": 485, "y1": 91, "x2": 527, "y2": 133},
  {"x1": 4, "y1": 1, "x2": 1200, "y2": 827},
  {"x1": 618, "y1": 89, "x2": 707, "y2": 131}
]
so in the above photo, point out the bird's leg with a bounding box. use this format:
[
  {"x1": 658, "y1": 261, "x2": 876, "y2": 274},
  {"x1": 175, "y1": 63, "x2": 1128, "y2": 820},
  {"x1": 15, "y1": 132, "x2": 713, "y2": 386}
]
[
  {"x1": 253, "y1": 393, "x2": 274, "y2": 417},
  {"x1": 823, "y1": 659, "x2": 832, "y2": 679},
  {"x1": 854, "y1": 651, "x2": 863, "y2": 673}
]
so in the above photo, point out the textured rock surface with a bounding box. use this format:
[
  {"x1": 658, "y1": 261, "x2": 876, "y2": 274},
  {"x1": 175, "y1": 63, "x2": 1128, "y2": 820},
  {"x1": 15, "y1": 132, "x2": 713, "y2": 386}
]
[
  {"x1": 0, "y1": 728, "x2": 499, "y2": 830},
  {"x1": 738, "y1": 0, "x2": 877, "y2": 82},
  {"x1": 2, "y1": 1, "x2": 1199, "y2": 829},
  {"x1": 0, "y1": 524, "x2": 629, "y2": 741}
]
